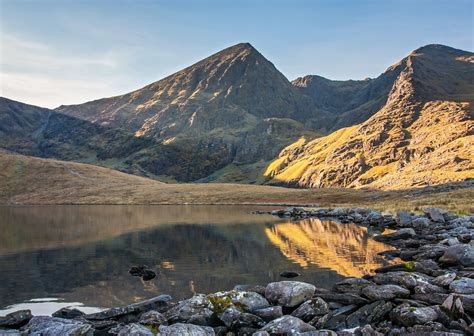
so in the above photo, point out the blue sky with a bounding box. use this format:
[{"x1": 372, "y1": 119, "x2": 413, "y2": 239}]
[{"x1": 1, "y1": 0, "x2": 472, "y2": 108}]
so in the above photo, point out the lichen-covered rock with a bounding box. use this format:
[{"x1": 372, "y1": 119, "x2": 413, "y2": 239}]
[
  {"x1": 159, "y1": 323, "x2": 215, "y2": 336},
  {"x1": 217, "y1": 306, "x2": 265, "y2": 329},
  {"x1": 432, "y1": 272, "x2": 457, "y2": 287},
  {"x1": 411, "y1": 217, "x2": 431, "y2": 229},
  {"x1": 0, "y1": 310, "x2": 32, "y2": 329},
  {"x1": 373, "y1": 271, "x2": 421, "y2": 289},
  {"x1": 450, "y1": 278, "x2": 474, "y2": 294},
  {"x1": 345, "y1": 300, "x2": 393, "y2": 328},
  {"x1": 389, "y1": 304, "x2": 438, "y2": 327},
  {"x1": 21, "y1": 316, "x2": 93, "y2": 336},
  {"x1": 291, "y1": 298, "x2": 329, "y2": 322},
  {"x1": 333, "y1": 278, "x2": 373, "y2": 295},
  {"x1": 396, "y1": 212, "x2": 413, "y2": 227},
  {"x1": 265, "y1": 281, "x2": 316, "y2": 307},
  {"x1": 361, "y1": 284, "x2": 410, "y2": 301},
  {"x1": 261, "y1": 315, "x2": 316, "y2": 334},
  {"x1": 208, "y1": 290, "x2": 269, "y2": 312},
  {"x1": 52, "y1": 307, "x2": 85, "y2": 319}
]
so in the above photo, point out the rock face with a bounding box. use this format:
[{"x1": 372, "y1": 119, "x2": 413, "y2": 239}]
[
  {"x1": 265, "y1": 44, "x2": 474, "y2": 190},
  {"x1": 265, "y1": 281, "x2": 316, "y2": 307}
]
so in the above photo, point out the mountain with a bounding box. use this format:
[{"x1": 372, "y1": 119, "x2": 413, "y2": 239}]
[
  {"x1": 265, "y1": 44, "x2": 474, "y2": 190},
  {"x1": 55, "y1": 43, "x2": 328, "y2": 181}
]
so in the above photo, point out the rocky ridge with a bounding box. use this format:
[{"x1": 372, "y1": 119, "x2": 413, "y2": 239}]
[{"x1": 2, "y1": 206, "x2": 473, "y2": 335}]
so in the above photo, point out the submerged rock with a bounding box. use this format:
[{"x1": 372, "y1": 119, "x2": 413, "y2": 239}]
[
  {"x1": 280, "y1": 271, "x2": 300, "y2": 278},
  {"x1": 265, "y1": 281, "x2": 316, "y2": 307},
  {"x1": 129, "y1": 266, "x2": 156, "y2": 281}
]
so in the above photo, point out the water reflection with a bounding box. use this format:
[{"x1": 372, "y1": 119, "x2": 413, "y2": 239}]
[{"x1": 0, "y1": 206, "x2": 393, "y2": 314}]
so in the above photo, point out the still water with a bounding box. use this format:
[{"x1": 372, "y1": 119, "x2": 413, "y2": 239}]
[{"x1": 0, "y1": 205, "x2": 393, "y2": 315}]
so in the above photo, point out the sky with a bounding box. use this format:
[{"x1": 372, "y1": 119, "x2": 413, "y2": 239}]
[{"x1": 0, "y1": 0, "x2": 472, "y2": 108}]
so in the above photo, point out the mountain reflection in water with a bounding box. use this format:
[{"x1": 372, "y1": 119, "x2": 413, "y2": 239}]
[{"x1": 0, "y1": 205, "x2": 394, "y2": 312}]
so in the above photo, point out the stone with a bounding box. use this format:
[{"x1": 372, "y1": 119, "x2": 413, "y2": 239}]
[
  {"x1": 208, "y1": 290, "x2": 269, "y2": 313},
  {"x1": 414, "y1": 282, "x2": 448, "y2": 294},
  {"x1": 129, "y1": 266, "x2": 156, "y2": 281},
  {"x1": 265, "y1": 281, "x2": 316, "y2": 307},
  {"x1": 373, "y1": 228, "x2": 416, "y2": 242},
  {"x1": 439, "y1": 244, "x2": 474, "y2": 267},
  {"x1": 411, "y1": 217, "x2": 431, "y2": 229},
  {"x1": 280, "y1": 271, "x2": 300, "y2": 278},
  {"x1": 253, "y1": 306, "x2": 283, "y2": 322},
  {"x1": 52, "y1": 307, "x2": 85, "y2": 319},
  {"x1": 0, "y1": 310, "x2": 32, "y2": 328},
  {"x1": 159, "y1": 323, "x2": 215, "y2": 336},
  {"x1": 21, "y1": 316, "x2": 93, "y2": 335},
  {"x1": 423, "y1": 208, "x2": 446, "y2": 222},
  {"x1": 432, "y1": 273, "x2": 457, "y2": 287},
  {"x1": 138, "y1": 310, "x2": 167, "y2": 327},
  {"x1": 291, "y1": 297, "x2": 329, "y2": 322},
  {"x1": 233, "y1": 285, "x2": 266, "y2": 297},
  {"x1": 450, "y1": 278, "x2": 474, "y2": 294},
  {"x1": 373, "y1": 271, "x2": 419, "y2": 289},
  {"x1": 111, "y1": 323, "x2": 154, "y2": 335},
  {"x1": 333, "y1": 278, "x2": 373, "y2": 295},
  {"x1": 314, "y1": 313, "x2": 347, "y2": 331},
  {"x1": 314, "y1": 291, "x2": 369, "y2": 306},
  {"x1": 396, "y1": 211, "x2": 413, "y2": 227},
  {"x1": 361, "y1": 285, "x2": 410, "y2": 301},
  {"x1": 0, "y1": 330, "x2": 20, "y2": 335},
  {"x1": 389, "y1": 304, "x2": 438, "y2": 327},
  {"x1": 217, "y1": 306, "x2": 264, "y2": 329},
  {"x1": 346, "y1": 300, "x2": 392, "y2": 329},
  {"x1": 163, "y1": 294, "x2": 213, "y2": 323},
  {"x1": 261, "y1": 315, "x2": 316, "y2": 334}
]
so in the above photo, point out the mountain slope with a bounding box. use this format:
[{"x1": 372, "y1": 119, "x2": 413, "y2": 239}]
[{"x1": 265, "y1": 45, "x2": 474, "y2": 190}]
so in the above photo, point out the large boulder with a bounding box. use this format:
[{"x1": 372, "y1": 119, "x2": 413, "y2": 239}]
[
  {"x1": 0, "y1": 310, "x2": 32, "y2": 329},
  {"x1": 260, "y1": 315, "x2": 316, "y2": 334},
  {"x1": 450, "y1": 278, "x2": 474, "y2": 294},
  {"x1": 21, "y1": 316, "x2": 93, "y2": 335},
  {"x1": 439, "y1": 244, "x2": 474, "y2": 266},
  {"x1": 361, "y1": 285, "x2": 410, "y2": 301},
  {"x1": 390, "y1": 304, "x2": 438, "y2": 327},
  {"x1": 159, "y1": 323, "x2": 215, "y2": 336},
  {"x1": 265, "y1": 281, "x2": 316, "y2": 307}
]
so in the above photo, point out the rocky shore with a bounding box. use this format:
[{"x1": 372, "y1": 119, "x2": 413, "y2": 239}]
[{"x1": 1, "y1": 207, "x2": 473, "y2": 335}]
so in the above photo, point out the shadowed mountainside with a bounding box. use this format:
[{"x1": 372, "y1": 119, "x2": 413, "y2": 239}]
[{"x1": 265, "y1": 45, "x2": 474, "y2": 190}]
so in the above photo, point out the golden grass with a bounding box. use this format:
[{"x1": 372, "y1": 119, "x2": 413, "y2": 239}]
[{"x1": 0, "y1": 152, "x2": 472, "y2": 213}]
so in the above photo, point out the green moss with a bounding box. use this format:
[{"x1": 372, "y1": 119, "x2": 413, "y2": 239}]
[
  {"x1": 403, "y1": 261, "x2": 416, "y2": 271},
  {"x1": 207, "y1": 295, "x2": 233, "y2": 314},
  {"x1": 409, "y1": 307, "x2": 416, "y2": 312},
  {"x1": 144, "y1": 325, "x2": 159, "y2": 334}
]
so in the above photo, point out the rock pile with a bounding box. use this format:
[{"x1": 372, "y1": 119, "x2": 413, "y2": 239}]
[{"x1": 1, "y1": 207, "x2": 473, "y2": 335}]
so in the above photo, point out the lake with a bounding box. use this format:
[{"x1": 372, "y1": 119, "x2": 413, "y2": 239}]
[{"x1": 0, "y1": 205, "x2": 393, "y2": 315}]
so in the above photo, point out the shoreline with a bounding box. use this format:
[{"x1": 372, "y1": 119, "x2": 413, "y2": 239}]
[{"x1": 1, "y1": 206, "x2": 473, "y2": 335}]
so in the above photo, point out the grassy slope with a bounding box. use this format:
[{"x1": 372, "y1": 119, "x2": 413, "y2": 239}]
[{"x1": 1, "y1": 152, "x2": 472, "y2": 213}]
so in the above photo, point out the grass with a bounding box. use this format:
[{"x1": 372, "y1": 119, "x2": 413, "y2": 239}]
[{"x1": 0, "y1": 152, "x2": 472, "y2": 213}]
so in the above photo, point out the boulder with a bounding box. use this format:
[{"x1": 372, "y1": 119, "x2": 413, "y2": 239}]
[
  {"x1": 346, "y1": 300, "x2": 393, "y2": 328},
  {"x1": 414, "y1": 282, "x2": 447, "y2": 294},
  {"x1": 138, "y1": 310, "x2": 167, "y2": 327},
  {"x1": 389, "y1": 304, "x2": 438, "y2": 327},
  {"x1": 432, "y1": 273, "x2": 457, "y2": 287},
  {"x1": 261, "y1": 315, "x2": 316, "y2": 334},
  {"x1": 333, "y1": 278, "x2": 373, "y2": 295},
  {"x1": 396, "y1": 212, "x2": 413, "y2": 226},
  {"x1": 110, "y1": 323, "x2": 154, "y2": 335},
  {"x1": 423, "y1": 208, "x2": 446, "y2": 222},
  {"x1": 52, "y1": 307, "x2": 85, "y2": 319},
  {"x1": 159, "y1": 323, "x2": 215, "y2": 336},
  {"x1": 439, "y1": 244, "x2": 474, "y2": 267},
  {"x1": 373, "y1": 271, "x2": 420, "y2": 289},
  {"x1": 450, "y1": 278, "x2": 474, "y2": 295},
  {"x1": 291, "y1": 297, "x2": 329, "y2": 322},
  {"x1": 412, "y1": 217, "x2": 431, "y2": 229},
  {"x1": 0, "y1": 310, "x2": 32, "y2": 328},
  {"x1": 217, "y1": 306, "x2": 264, "y2": 329},
  {"x1": 85, "y1": 295, "x2": 171, "y2": 321},
  {"x1": 374, "y1": 228, "x2": 416, "y2": 242},
  {"x1": 233, "y1": 284, "x2": 266, "y2": 296},
  {"x1": 361, "y1": 285, "x2": 410, "y2": 301},
  {"x1": 208, "y1": 290, "x2": 269, "y2": 313},
  {"x1": 253, "y1": 306, "x2": 283, "y2": 322},
  {"x1": 21, "y1": 316, "x2": 93, "y2": 335},
  {"x1": 265, "y1": 281, "x2": 315, "y2": 307},
  {"x1": 163, "y1": 294, "x2": 213, "y2": 324}
]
